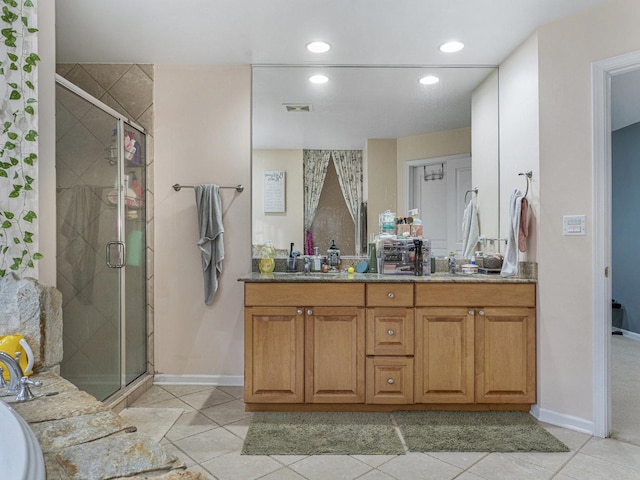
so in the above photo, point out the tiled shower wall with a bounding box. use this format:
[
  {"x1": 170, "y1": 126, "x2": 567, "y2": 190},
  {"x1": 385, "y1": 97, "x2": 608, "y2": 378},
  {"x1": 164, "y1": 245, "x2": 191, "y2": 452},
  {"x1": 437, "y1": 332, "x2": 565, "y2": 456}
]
[{"x1": 56, "y1": 64, "x2": 155, "y2": 385}]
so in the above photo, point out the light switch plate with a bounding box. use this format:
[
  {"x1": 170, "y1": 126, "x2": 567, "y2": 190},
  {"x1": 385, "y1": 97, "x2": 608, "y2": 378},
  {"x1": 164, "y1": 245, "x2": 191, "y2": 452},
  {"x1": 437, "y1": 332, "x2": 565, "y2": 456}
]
[{"x1": 563, "y1": 215, "x2": 586, "y2": 236}]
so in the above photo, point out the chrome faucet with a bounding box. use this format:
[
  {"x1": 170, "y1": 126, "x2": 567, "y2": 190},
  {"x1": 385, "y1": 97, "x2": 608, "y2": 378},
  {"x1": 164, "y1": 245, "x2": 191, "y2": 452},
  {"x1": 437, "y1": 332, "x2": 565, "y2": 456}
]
[
  {"x1": 0, "y1": 351, "x2": 42, "y2": 401},
  {"x1": 0, "y1": 351, "x2": 23, "y2": 395}
]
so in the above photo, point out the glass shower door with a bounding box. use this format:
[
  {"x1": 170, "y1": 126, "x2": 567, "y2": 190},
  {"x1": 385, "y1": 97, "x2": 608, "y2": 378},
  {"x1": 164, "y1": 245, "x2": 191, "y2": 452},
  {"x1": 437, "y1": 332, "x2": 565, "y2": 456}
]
[{"x1": 56, "y1": 80, "x2": 147, "y2": 401}]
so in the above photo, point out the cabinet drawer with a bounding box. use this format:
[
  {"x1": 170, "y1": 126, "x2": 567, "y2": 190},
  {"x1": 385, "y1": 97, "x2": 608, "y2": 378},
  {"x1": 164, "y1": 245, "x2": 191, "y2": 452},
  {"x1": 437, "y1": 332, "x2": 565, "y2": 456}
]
[
  {"x1": 366, "y1": 357, "x2": 414, "y2": 404},
  {"x1": 366, "y1": 283, "x2": 413, "y2": 307},
  {"x1": 366, "y1": 308, "x2": 414, "y2": 355},
  {"x1": 245, "y1": 283, "x2": 365, "y2": 306},
  {"x1": 415, "y1": 283, "x2": 535, "y2": 307}
]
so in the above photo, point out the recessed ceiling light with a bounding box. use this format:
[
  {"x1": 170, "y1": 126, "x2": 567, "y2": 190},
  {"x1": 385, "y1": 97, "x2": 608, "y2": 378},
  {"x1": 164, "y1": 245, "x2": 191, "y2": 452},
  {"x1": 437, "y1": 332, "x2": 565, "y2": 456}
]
[
  {"x1": 439, "y1": 41, "x2": 464, "y2": 53},
  {"x1": 306, "y1": 41, "x2": 331, "y2": 53},
  {"x1": 309, "y1": 74, "x2": 329, "y2": 84},
  {"x1": 419, "y1": 75, "x2": 440, "y2": 85}
]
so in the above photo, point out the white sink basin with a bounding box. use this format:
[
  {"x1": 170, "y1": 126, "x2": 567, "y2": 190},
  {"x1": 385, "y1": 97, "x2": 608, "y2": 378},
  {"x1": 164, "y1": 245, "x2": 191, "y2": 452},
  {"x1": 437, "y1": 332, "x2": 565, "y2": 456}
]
[{"x1": 0, "y1": 400, "x2": 45, "y2": 480}]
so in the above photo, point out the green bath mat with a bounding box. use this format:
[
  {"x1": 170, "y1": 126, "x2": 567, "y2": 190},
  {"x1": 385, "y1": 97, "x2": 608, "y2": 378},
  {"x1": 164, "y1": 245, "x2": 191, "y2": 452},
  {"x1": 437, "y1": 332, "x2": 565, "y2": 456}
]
[
  {"x1": 394, "y1": 410, "x2": 570, "y2": 452},
  {"x1": 241, "y1": 411, "x2": 405, "y2": 455}
]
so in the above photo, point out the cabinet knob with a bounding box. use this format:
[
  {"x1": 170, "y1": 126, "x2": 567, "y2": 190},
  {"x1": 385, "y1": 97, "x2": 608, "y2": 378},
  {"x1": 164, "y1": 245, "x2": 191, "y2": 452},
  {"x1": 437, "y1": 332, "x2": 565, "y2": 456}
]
[
  {"x1": 387, "y1": 292, "x2": 395, "y2": 299},
  {"x1": 307, "y1": 309, "x2": 313, "y2": 315},
  {"x1": 387, "y1": 329, "x2": 395, "y2": 336},
  {"x1": 297, "y1": 309, "x2": 303, "y2": 315},
  {"x1": 479, "y1": 310, "x2": 485, "y2": 316},
  {"x1": 469, "y1": 310, "x2": 474, "y2": 316},
  {"x1": 387, "y1": 378, "x2": 395, "y2": 385}
]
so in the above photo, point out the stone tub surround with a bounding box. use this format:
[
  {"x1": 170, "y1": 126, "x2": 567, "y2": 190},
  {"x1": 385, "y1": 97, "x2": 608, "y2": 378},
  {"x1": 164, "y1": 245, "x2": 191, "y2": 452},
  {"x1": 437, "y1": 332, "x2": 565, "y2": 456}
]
[
  {"x1": 0, "y1": 274, "x2": 63, "y2": 371},
  {"x1": 4, "y1": 371, "x2": 207, "y2": 480}
]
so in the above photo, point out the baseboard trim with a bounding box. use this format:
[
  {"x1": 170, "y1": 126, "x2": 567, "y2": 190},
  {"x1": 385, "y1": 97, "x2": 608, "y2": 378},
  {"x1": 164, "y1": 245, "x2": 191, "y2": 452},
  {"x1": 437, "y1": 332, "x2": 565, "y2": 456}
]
[
  {"x1": 614, "y1": 328, "x2": 640, "y2": 342},
  {"x1": 153, "y1": 374, "x2": 244, "y2": 387},
  {"x1": 530, "y1": 404, "x2": 594, "y2": 436}
]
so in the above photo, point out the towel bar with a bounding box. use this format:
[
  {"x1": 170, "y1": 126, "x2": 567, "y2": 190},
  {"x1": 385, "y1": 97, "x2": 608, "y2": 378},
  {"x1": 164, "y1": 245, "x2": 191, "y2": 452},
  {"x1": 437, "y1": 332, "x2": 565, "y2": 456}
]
[{"x1": 172, "y1": 183, "x2": 244, "y2": 193}]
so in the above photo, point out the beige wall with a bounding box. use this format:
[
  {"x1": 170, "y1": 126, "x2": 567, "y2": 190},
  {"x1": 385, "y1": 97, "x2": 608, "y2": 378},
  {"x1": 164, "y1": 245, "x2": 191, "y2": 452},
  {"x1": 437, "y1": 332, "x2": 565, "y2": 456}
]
[
  {"x1": 396, "y1": 127, "x2": 471, "y2": 215},
  {"x1": 471, "y1": 70, "x2": 500, "y2": 240},
  {"x1": 534, "y1": 0, "x2": 640, "y2": 424},
  {"x1": 252, "y1": 149, "x2": 304, "y2": 252},
  {"x1": 154, "y1": 65, "x2": 251, "y2": 379},
  {"x1": 365, "y1": 139, "x2": 397, "y2": 238}
]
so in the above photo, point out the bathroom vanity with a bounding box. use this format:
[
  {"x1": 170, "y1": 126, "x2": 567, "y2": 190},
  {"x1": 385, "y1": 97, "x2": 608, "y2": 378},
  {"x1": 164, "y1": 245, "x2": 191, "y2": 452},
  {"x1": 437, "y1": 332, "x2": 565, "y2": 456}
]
[{"x1": 240, "y1": 273, "x2": 536, "y2": 411}]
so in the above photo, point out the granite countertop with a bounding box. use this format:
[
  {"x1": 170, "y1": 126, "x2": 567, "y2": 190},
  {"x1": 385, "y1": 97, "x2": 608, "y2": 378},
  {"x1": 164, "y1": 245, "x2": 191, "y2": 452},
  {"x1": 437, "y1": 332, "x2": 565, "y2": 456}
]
[
  {"x1": 238, "y1": 271, "x2": 536, "y2": 284},
  {"x1": 3, "y1": 371, "x2": 207, "y2": 480}
]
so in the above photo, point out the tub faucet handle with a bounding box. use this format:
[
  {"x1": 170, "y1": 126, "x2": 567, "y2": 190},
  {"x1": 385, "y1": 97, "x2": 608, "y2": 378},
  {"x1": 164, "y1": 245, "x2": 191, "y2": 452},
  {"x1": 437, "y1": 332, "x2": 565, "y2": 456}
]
[{"x1": 0, "y1": 366, "x2": 6, "y2": 389}]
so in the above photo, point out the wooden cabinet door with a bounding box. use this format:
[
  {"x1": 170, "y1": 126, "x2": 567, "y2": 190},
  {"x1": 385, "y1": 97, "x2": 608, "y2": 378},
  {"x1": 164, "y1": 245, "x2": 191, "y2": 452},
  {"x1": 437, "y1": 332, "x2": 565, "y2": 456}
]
[
  {"x1": 305, "y1": 307, "x2": 365, "y2": 403},
  {"x1": 415, "y1": 307, "x2": 475, "y2": 403},
  {"x1": 475, "y1": 307, "x2": 536, "y2": 403},
  {"x1": 244, "y1": 307, "x2": 304, "y2": 403}
]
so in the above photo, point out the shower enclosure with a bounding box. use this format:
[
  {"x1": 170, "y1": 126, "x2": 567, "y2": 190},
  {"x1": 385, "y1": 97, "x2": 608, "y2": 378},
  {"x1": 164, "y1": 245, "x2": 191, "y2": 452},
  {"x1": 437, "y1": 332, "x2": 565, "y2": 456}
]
[{"x1": 55, "y1": 76, "x2": 147, "y2": 401}]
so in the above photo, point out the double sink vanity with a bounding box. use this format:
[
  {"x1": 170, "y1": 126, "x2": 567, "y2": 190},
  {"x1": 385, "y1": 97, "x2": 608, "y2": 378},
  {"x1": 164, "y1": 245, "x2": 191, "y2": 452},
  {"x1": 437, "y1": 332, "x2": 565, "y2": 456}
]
[{"x1": 240, "y1": 271, "x2": 536, "y2": 412}]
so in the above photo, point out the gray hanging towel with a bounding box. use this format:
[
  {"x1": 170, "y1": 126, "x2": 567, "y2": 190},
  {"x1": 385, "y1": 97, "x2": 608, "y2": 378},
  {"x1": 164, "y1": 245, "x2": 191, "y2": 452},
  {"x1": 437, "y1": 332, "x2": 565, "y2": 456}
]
[{"x1": 194, "y1": 184, "x2": 224, "y2": 304}]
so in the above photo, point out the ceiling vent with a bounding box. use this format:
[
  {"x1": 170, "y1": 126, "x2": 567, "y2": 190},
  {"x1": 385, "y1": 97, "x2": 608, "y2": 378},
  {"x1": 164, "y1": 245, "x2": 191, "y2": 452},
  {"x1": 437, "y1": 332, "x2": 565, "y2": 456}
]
[{"x1": 283, "y1": 103, "x2": 312, "y2": 113}]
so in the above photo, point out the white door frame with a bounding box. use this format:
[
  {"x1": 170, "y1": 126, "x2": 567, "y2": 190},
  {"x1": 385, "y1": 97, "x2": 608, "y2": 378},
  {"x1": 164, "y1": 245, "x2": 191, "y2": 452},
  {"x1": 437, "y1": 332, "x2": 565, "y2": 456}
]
[{"x1": 592, "y1": 50, "x2": 640, "y2": 438}]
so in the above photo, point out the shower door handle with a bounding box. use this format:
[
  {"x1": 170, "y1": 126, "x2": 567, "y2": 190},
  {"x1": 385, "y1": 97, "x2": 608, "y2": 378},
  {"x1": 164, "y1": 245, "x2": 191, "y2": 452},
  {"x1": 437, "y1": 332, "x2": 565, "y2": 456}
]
[{"x1": 106, "y1": 241, "x2": 126, "y2": 268}]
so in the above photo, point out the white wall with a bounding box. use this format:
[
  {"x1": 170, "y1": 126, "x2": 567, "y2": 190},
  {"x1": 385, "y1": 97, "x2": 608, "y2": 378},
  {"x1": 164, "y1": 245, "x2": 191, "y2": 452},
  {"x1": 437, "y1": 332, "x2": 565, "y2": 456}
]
[
  {"x1": 252, "y1": 149, "x2": 304, "y2": 252},
  {"x1": 154, "y1": 65, "x2": 251, "y2": 380},
  {"x1": 498, "y1": 32, "x2": 540, "y2": 259},
  {"x1": 366, "y1": 139, "x2": 397, "y2": 239},
  {"x1": 471, "y1": 69, "x2": 500, "y2": 240},
  {"x1": 536, "y1": 0, "x2": 640, "y2": 426},
  {"x1": 38, "y1": 0, "x2": 56, "y2": 285}
]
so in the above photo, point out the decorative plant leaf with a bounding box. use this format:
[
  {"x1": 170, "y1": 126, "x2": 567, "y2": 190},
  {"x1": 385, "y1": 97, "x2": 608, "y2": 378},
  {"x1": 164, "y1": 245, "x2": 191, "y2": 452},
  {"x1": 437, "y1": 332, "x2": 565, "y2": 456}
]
[
  {"x1": 9, "y1": 157, "x2": 17, "y2": 165},
  {"x1": 1, "y1": 220, "x2": 12, "y2": 229},
  {"x1": 23, "y1": 210, "x2": 36, "y2": 223},
  {"x1": 7, "y1": 81, "x2": 17, "y2": 88},
  {"x1": 24, "y1": 105, "x2": 34, "y2": 115},
  {"x1": 25, "y1": 175, "x2": 33, "y2": 184},
  {"x1": 9, "y1": 89, "x2": 20, "y2": 100},
  {"x1": 26, "y1": 97, "x2": 37, "y2": 103},
  {"x1": 13, "y1": 237, "x2": 20, "y2": 244},
  {"x1": 3, "y1": 121, "x2": 10, "y2": 130},
  {"x1": 32, "y1": 252, "x2": 43, "y2": 260},
  {"x1": 24, "y1": 129, "x2": 37, "y2": 141},
  {"x1": 23, "y1": 231, "x2": 33, "y2": 243},
  {"x1": 27, "y1": 28, "x2": 37, "y2": 33},
  {"x1": 9, "y1": 62, "x2": 17, "y2": 70},
  {"x1": 24, "y1": 0, "x2": 34, "y2": 7},
  {"x1": 4, "y1": 141, "x2": 15, "y2": 149},
  {"x1": 23, "y1": 64, "x2": 31, "y2": 73},
  {"x1": 0, "y1": 170, "x2": 7, "y2": 178},
  {"x1": 25, "y1": 80, "x2": 34, "y2": 89},
  {"x1": 7, "y1": 131, "x2": 17, "y2": 140},
  {"x1": 0, "y1": 270, "x2": 5, "y2": 277},
  {"x1": 3, "y1": 211, "x2": 14, "y2": 219}
]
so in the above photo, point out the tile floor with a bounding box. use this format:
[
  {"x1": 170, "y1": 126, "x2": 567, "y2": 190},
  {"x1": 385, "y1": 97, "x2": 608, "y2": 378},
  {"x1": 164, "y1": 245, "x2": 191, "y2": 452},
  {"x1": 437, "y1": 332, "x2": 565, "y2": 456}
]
[{"x1": 129, "y1": 384, "x2": 640, "y2": 480}]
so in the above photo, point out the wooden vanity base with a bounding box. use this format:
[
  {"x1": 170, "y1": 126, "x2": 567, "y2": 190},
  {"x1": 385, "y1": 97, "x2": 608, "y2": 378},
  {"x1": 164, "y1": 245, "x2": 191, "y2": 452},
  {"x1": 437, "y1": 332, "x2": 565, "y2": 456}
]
[{"x1": 245, "y1": 403, "x2": 532, "y2": 413}]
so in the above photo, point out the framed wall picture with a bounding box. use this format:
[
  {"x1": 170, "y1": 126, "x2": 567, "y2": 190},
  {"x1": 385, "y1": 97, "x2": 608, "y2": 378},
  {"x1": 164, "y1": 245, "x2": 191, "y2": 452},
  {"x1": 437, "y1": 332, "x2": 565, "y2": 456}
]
[{"x1": 264, "y1": 170, "x2": 285, "y2": 212}]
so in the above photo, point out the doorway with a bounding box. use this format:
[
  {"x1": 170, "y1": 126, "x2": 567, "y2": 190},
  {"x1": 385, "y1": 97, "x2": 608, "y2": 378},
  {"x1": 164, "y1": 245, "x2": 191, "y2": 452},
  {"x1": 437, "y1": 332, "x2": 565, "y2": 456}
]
[
  {"x1": 55, "y1": 76, "x2": 148, "y2": 401},
  {"x1": 407, "y1": 154, "x2": 472, "y2": 257},
  {"x1": 593, "y1": 50, "x2": 640, "y2": 438}
]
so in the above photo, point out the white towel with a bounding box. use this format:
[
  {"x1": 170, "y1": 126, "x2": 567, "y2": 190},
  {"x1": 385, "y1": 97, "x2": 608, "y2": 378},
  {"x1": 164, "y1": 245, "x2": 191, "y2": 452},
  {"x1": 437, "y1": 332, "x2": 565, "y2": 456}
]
[
  {"x1": 195, "y1": 184, "x2": 224, "y2": 304},
  {"x1": 501, "y1": 188, "x2": 524, "y2": 277},
  {"x1": 461, "y1": 198, "x2": 480, "y2": 258}
]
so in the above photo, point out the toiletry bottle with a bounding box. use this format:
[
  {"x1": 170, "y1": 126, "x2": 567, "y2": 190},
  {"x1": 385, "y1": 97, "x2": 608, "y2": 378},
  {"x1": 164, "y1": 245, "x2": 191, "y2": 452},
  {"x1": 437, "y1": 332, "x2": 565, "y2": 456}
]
[
  {"x1": 258, "y1": 241, "x2": 275, "y2": 273},
  {"x1": 313, "y1": 247, "x2": 322, "y2": 272},
  {"x1": 413, "y1": 239, "x2": 423, "y2": 276},
  {"x1": 327, "y1": 240, "x2": 340, "y2": 269}
]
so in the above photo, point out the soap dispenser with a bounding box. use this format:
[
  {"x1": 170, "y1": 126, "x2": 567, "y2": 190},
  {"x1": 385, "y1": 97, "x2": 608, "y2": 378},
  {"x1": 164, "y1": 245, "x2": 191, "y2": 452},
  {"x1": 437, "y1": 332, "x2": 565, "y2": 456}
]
[{"x1": 327, "y1": 240, "x2": 340, "y2": 270}]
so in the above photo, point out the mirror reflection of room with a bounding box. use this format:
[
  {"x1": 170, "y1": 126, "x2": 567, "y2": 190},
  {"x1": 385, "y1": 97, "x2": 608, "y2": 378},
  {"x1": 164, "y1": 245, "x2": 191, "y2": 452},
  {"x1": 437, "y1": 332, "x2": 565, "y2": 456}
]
[{"x1": 251, "y1": 66, "x2": 499, "y2": 263}]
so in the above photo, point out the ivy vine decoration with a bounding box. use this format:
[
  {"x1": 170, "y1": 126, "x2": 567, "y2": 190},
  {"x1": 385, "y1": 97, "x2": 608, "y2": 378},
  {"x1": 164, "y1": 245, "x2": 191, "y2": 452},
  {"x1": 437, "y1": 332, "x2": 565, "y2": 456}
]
[{"x1": 0, "y1": 0, "x2": 41, "y2": 277}]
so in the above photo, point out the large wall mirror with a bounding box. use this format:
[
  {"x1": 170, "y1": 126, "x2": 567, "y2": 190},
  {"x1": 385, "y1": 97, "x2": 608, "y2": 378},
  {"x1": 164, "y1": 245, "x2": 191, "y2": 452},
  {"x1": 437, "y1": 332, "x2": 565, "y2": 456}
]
[{"x1": 252, "y1": 66, "x2": 499, "y2": 258}]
